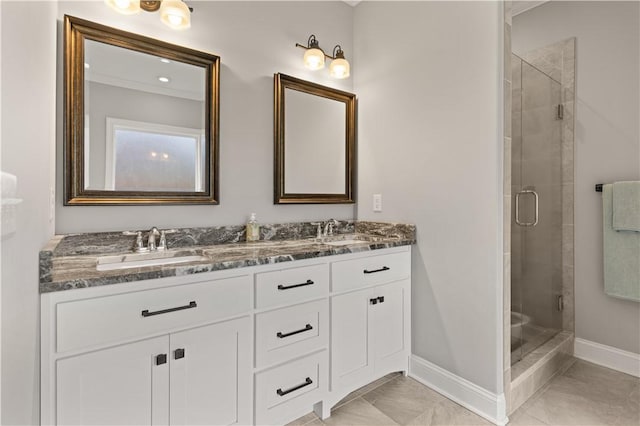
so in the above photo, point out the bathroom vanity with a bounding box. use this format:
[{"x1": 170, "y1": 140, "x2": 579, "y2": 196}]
[{"x1": 40, "y1": 221, "x2": 414, "y2": 425}]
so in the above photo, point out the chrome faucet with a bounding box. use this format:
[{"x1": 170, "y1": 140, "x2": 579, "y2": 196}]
[
  {"x1": 148, "y1": 227, "x2": 160, "y2": 251},
  {"x1": 323, "y1": 219, "x2": 338, "y2": 237},
  {"x1": 128, "y1": 228, "x2": 172, "y2": 253}
]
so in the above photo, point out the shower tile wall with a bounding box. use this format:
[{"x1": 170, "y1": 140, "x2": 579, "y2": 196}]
[{"x1": 520, "y1": 39, "x2": 576, "y2": 333}]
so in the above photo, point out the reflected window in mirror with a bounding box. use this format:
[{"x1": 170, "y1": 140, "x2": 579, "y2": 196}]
[
  {"x1": 64, "y1": 15, "x2": 219, "y2": 205},
  {"x1": 274, "y1": 73, "x2": 356, "y2": 204}
]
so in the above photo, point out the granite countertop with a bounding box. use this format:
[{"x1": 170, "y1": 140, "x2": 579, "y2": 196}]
[{"x1": 39, "y1": 221, "x2": 416, "y2": 293}]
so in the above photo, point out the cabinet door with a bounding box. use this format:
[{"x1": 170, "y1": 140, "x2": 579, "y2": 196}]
[
  {"x1": 372, "y1": 280, "x2": 409, "y2": 373},
  {"x1": 330, "y1": 288, "x2": 373, "y2": 391},
  {"x1": 169, "y1": 317, "x2": 251, "y2": 426},
  {"x1": 56, "y1": 336, "x2": 169, "y2": 425}
]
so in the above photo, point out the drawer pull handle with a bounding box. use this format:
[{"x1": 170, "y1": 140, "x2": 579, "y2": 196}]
[
  {"x1": 141, "y1": 301, "x2": 197, "y2": 317},
  {"x1": 277, "y1": 280, "x2": 314, "y2": 291},
  {"x1": 174, "y1": 348, "x2": 185, "y2": 360},
  {"x1": 276, "y1": 377, "x2": 313, "y2": 396},
  {"x1": 277, "y1": 324, "x2": 313, "y2": 339},
  {"x1": 378, "y1": 296, "x2": 385, "y2": 303},
  {"x1": 370, "y1": 298, "x2": 378, "y2": 305},
  {"x1": 363, "y1": 266, "x2": 390, "y2": 274},
  {"x1": 156, "y1": 354, "x2": 167, "y2": 365}
]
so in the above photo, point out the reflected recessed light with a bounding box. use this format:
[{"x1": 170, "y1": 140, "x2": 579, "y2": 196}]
[
  {"x1": 158, "y1": 76, "x2": 170, "y2": 83},
  {"x1": 84, "y1": 63, "x2": 90, "y2": 69},
  {"x1": 162, "y1": 153, "x2": 169, "y2": 159},
  {"x1": 150, "y1": 151, "x2": 157, "y2": 157},
  {"x1": 160, "y1": 58, "x2": 171, "y2": 64}
]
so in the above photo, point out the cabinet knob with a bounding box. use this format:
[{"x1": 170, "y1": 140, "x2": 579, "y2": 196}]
[
  {"x1": 378, "y1": 296, "x2": 385, "y2": 303},
  {"x1": 156, "y1": 353, "x2": 167, "y2": 365},
  {"x1": 174, "y1": 348, "x2": 185, "y2": 360},
  {"x1": 369, "y1": 298, "x2": 378, "y2": 305}
]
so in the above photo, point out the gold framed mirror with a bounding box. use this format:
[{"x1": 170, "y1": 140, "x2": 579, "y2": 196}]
[
  {"x1": 274, "y1": 73, "x2": 356, "y2": 204},
  {"x1": 64, "y1": 15, "x2": 220, "y2": 205}
]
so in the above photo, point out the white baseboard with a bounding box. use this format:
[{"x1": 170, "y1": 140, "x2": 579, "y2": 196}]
[
  {"x1": 409, "y1": 355, "x2": 508, "y2": 426},
  {"x1": 574, "y1": 338, "x2": 640, "y2": 378}
]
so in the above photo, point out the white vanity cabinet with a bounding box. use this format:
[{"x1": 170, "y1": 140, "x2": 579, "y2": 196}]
[
  {"x1": 253, "y1": 262, "x2": 330, "y2": 425},
  {"x1": 41, "y1": 273, "x2": 253, "y2": 426},
  {"x1": 328, "y1": 250, "x2": 412, "y2": 406},
  {"x1": 55, "y1": 318, "x2": 250, "y2": 426},
  {"x1": 42, "y1": 245, "x2": 411, "y2": 426}
]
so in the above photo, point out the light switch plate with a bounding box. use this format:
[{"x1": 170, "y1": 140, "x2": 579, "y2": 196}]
[{"x1": 373, "y1": 194, "x2": 382, "y2": 212}]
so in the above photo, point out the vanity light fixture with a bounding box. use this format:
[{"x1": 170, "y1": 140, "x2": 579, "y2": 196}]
[
  {"x1": 295, "y1": 34, "x2": 351, "y2": 79},
  {"x1": 328, "y1": 45, "x2": 350, "y2": 79},
  {"x1": 104, "y1": 0, "x2": 192, "y2": 30},
  {"x1": 297, "y1": 35, "x2": 325, "y2": 70}
]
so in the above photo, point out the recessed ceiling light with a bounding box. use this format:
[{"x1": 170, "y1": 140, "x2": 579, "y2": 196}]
[
  {"x1": 160, "y1": 58, "x2": 171, "y2": 64},
  {"x1": 158, "y1": 76, "x2": 170, "y2": 83},
  {"x1": 84, "y1": 63, "x2": 90, "y2": 69}
]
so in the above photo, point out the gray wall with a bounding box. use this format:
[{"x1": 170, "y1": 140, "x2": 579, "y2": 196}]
[
  {"x1": 1, "y1": 2, "x2": 354, "y2": 423},
  {"x1": 354, "y1": 1, "x2": 504, "y2": 393},
  {"x1": 1, "y1": 2, "x2": 57, "y2": 424},
  {"x1": 56, "y1": 1, "x2": 356, "y2": 233},
  {"x1": 513, "y1": 1, "x2": 640, "y2": 354}
]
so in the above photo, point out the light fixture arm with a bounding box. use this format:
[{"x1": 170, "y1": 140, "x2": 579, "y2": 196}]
[
  {"x1": 142, "y1": 1, "x2": 194, "y2": 12},
  {"x1": 332, "y1": 45, "x2": 345, "y2": 60},
  {"x1": 295, "y1": 34, "x2": 325, "y2": 55},
  {"x1": 295, "y1": 36, "x2": 344, "y2": 60}
]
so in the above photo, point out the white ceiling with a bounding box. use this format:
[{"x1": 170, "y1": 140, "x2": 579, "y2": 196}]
[
  {"x1": 342, "y1": 0, "x2": 549, "y2": 15},
  {"x1": 84, "y1": 39, "x2": 205, "y2": 101},
  {"x1": 512, "y1": 0, "x2": 550, "y2": 16}
]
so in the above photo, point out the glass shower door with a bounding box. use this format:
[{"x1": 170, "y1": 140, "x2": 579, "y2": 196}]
[{"x1": 511, "y1": 55, "x2": 563, "y2": 364}]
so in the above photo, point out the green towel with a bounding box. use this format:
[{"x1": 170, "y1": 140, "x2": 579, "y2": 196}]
[
  {"x1": 603, "y1": 184, "x2": 640, "y2": 302},
  {"x1": 613, "y1": 181, "x2": 640, "y2": 231}
]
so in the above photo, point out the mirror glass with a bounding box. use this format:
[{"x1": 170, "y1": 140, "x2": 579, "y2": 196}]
[
  {"x1": 64, "y1": 16, "x2": 220, "y2": 205},
  {"x1": 274, "y1": 73, "x2": 356, "y2": 204},
  {"x1": 284, "y1": 89, "x2": 346, "y2": 194},
  {"x1": 84, "y1": 40, "x2": 206, "y2": 192}
]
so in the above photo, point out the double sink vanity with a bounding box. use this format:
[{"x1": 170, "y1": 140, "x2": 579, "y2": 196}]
[{"x1": 40, "y1": 220, "x2": 415, "y2": 425}]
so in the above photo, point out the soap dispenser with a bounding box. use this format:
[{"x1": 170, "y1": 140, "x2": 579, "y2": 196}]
[{"x1": 246, "y1": 213, "x2": 260, "y2": 242}]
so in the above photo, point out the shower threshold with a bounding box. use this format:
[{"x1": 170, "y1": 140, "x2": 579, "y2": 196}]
[{"x1": 509, "y1": 331, "x2": 574, "y2": 413}]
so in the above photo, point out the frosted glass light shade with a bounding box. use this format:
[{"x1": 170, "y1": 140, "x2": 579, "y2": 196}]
[
  {"x1": 160, "y1": 0, "x2": 191, "y2": 30},
  {"x1": 329, "y1": 58, "x2": 350, "y2": 79},
  {"x1": 303, "y1": 48, "x2": 325, "y2": 70},
  {"x1": 104, "y1": 0, "x2": 140, "y2": 15}
]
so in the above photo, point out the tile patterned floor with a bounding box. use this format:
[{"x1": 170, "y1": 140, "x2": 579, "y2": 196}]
[{"x1": 288, "y1": 360, "x2": 640, "y2": 426}]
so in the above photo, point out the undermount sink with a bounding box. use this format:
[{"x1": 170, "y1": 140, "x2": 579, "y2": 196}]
[
  {"x1": 96, "y1": 250, "x2": 208, "y2": 271},
  {"x1": 323, "y1": 239, "x2": 369, "y2": 246},
  {"x1": 320, "y1": 235, "x2": 377, "y2": 246}
]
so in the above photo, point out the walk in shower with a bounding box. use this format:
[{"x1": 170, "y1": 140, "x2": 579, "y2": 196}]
[{"x1": 510, "y1": 54, "x2": 564, "y2": 365}]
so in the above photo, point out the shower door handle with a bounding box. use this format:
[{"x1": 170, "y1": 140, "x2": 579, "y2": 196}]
[{"x1": 515, "y1": 190, "x2": 539, "y2": 227}]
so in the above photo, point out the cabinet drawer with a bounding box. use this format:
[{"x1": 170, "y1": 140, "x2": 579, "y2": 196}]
[
  {"x1": 255, "y1": 351, "x2": 327, "y2": 425},
  {"x1": 255, "y1": 264, "x2": 329, "y2": 309},
  {"x1": 255, "y1": 299, "x2": 328, "y2": 369},
  {"x1": 331, "y1": 250, "x2": 411, "y2": 293},
  {"x1": 56, "y1": 275, "x2": 251, "y2": 353}
]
